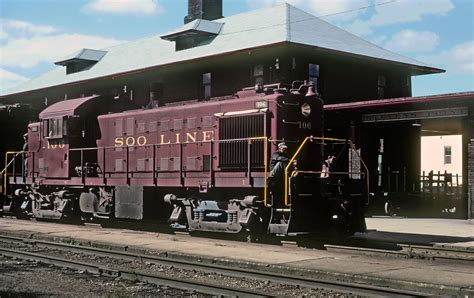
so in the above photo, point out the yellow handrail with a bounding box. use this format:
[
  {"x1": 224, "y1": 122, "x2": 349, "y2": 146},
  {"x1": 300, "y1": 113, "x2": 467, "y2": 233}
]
[
  {"x1": 247, "y1": 137, "x2": 269, "y2": 207},
  {"x1": 284, "y1": 137, "x2": 310, "y2": 206},
  {"x1": 283, "y1": 137, "x2": 370, "y2": 207},
  {"x1": 2, "y1": 151, "x2": 22, "y2": 195}
]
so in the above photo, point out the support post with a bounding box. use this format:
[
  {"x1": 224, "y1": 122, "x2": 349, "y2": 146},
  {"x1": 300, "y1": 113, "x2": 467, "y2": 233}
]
[
  {"x1": 210, "y1": 140, "x2": 214, "y2": 187},
  {"x1": 12, "y1": 156, "x2": 16, "y2": 183},
  {"x1": 31, "y1": 152, "x2": 35, "y2": 183},
  {"x1": 179, "y1": 143, "x2": 183, "y2": 186},
  {"x1": 126, "y1": 146, "x2": 130, "y2": 185},
  {"x1": 247, "y1": 140, "x2": 252, "y2": 186},
  {"x1": 153, "y1": 144, "x2": 157, "y2": 186},
  {"x1": 80, "y1": 149, "x2": 85, "y2": 185},
  {"x1": 102, "y1": 147, "x2": 106, "y2": 185}
]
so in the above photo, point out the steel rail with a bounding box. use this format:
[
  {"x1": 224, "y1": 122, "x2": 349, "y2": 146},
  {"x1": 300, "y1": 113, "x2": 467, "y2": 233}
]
[
  {"x1": 0, "y1": 246, "x2": 264, "y2": 297},
  {"x1": 325, "y1": 244, "x2": 407, "y2": 257},
  {"x1": 399, "y1": 244, "x2": 474, "y2": 261},
  {"x1": 0, "y1": 234, "x2": 423, "y2": 296},
  {"x1": 325, "y1": 244, "x2": 474, "y2": 262}
]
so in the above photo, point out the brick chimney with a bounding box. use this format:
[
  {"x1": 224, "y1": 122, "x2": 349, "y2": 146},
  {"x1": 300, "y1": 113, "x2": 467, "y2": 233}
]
[{"x1": 184, "y1": 0, "x2": 223, "y2": 24}]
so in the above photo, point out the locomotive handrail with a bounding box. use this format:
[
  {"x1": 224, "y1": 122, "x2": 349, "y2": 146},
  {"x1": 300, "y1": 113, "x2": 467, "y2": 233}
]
[
  {"x1": 284, "y1": 137, "x2": 370, "y2": 207},
  {"x1": 68, "y1": 137, "x2": 270, "y2": 193},
  {"x1": 1, "y1": 151, "x2": 23, "y2": 195},
  {"x1": 247, "y1": 137, "x2": 269, "y2": 207},
  {"x1": 291, "y1": 170, "x2": 366, "y2": 177}
]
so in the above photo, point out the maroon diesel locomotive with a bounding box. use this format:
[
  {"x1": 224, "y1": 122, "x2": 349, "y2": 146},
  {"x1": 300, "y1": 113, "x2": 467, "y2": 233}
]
[{"x1": 2, "y1": 82, "x2": 367, "y2": 236}]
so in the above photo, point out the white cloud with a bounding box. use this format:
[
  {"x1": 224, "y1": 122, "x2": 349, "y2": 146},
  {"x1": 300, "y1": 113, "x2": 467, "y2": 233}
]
[
  {"x1": 0, "y1": 68, "x2": 29, "y2": 91},
  {"x1": 417, "y1": 41, "x2": 474, "y2": 74},
  {"x1": 246, "y1": 0, "x2": 279, "y2": 9},
  {"x1": 246, "y1": 0, "x2": 369, "y2": 21},
  {"x1": 385, "y1": 30, "x2": 439, "y2": 53},
  {"x1": 0, "y1": 34, "x2": 125, "y2": 68},
  {"x1": 370, "y1": 0, "x2": 454, "y2": 27},
  {"x1": 0, "y1": 19, "x2": 57, "y2": 36},
  {"x1": 344, "y1": 0, "x2": 454, "y2": 37},
  {"x1": 83, "y1": 0, "x2": 163, "y2": 15},
  {"x1": 307, "y1": 0, "x2": 370, "y2": 21}
]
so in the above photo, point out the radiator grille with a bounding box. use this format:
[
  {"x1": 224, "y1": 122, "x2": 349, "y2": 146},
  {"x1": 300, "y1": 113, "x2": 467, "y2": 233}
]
[{"x1": 219, "y1": 114, "x2": 265, "y2": 169}]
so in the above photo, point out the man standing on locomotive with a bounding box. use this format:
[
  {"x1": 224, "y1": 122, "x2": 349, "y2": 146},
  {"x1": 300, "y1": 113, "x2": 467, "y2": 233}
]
[
  {"x1": 269, "y1": 142, "x2": 295, "y2": 205},
  {"x1": 270, "y1": 142, "x2": 289, "y2": 177},
  {"x1": 22, "y1": 133, "x2": 28, "y2": 177}
]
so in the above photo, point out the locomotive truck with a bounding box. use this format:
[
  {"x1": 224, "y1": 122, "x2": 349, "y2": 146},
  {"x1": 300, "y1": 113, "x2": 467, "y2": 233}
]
[{"x1": 1, "y1": 81, "x2": 368, "y2": 236}]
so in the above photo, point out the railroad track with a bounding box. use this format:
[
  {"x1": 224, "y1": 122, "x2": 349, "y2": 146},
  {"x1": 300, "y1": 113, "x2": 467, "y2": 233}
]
[
  {"x1": 399, "y1": 244, "x2": 474, "y2": 261},
  {"x1": 325, "y1": 243, "x2": 474, "y2": 262},
  {"x1": 0, "y1": 242, "x2": 262, "y2": 297},
  {"x1": 0, "y1": 234, "x2": 423, "y2": 297}
]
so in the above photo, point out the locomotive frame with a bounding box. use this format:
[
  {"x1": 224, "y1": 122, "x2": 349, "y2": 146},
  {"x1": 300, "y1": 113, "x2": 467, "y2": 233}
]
[{"x1": 1, "y1": 81, "x2": 368, "y2": 236}]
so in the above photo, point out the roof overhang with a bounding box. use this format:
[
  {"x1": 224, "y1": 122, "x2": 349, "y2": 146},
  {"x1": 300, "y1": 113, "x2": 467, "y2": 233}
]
[
  {"x1": 324, "y1": 91, "x2": 474, "y2": 111},
  {"x1": 290, "y1": 42, "x2": 445, "y2": 76},
  {"x1": 0, "y1": 41, "x2": 445, "y2": 99}
]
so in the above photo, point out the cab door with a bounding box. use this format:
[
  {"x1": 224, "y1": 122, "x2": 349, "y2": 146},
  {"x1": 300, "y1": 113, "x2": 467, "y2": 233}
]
[
  {"x1": 38, "y1": 117, "x2": 69, "y2": 178},
  {"x1": 27, "y1": 123, "x2": 41, "y2": 178}
]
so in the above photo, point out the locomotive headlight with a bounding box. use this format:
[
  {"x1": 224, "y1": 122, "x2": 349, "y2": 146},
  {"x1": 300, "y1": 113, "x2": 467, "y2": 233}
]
[{"x1": 301, "y1": 103, "x2": 311, "y2": 117}]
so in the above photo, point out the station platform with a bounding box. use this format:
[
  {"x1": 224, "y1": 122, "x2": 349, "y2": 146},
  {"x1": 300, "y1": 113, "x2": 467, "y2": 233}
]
[
  {"x1": 363, "y1": 217, "x2": 474, "y2": 249},
  {"x1": 0, "y1": 217, "x2": 472, "y2": 295}
]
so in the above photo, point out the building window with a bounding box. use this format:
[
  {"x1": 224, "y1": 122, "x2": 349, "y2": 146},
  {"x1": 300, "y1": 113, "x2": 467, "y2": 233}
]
[
  {"x1": 253, "y1": 65, "x2": 264, "y2": 85},
  {"x1": 308, "y1": 63, "x2": 320, "y2": 93},
  {"x1": 202, "y1": 72, "x2": 211, "y2": 99},
  {"x1": 444, "y1": 145, "x2": 452, "y2": 165},
  {"x1": 377, "y1": 75, "x2": 386, "y2": 99}
]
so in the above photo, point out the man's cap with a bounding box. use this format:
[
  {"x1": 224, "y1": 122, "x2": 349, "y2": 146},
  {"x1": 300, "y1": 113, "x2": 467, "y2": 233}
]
[{"x1": 278, "y1": 142, "x2": 288, "y2": 149}]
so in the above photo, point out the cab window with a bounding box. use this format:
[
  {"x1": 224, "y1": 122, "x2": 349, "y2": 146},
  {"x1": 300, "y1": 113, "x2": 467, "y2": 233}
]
[{"x1": 45, "y1": 118, "x2": 67, "y2": 138}]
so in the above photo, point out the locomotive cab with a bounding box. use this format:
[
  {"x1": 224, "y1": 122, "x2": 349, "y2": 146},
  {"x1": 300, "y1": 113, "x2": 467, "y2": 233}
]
[
  {"x1": 35, "y1": 95, "x2": 127, "y2": 179},
  {"x1": 36, "y1": 95, "x2": 107, "y2": 178}
]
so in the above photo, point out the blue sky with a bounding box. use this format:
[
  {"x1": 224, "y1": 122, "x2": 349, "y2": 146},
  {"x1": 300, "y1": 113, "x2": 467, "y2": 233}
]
[{"x1": 0, "y1": 0, "x2": 472, "y2": 96}]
